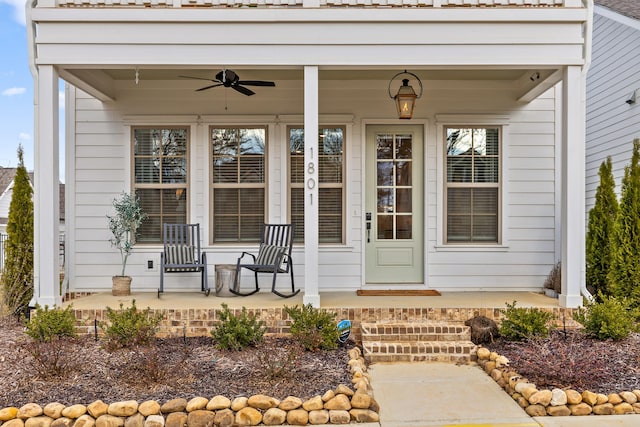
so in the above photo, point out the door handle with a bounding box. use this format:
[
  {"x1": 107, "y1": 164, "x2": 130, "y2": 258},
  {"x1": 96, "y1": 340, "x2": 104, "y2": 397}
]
[{"x1": 366, "y1": 212, "x2": 372, "y2": 243}]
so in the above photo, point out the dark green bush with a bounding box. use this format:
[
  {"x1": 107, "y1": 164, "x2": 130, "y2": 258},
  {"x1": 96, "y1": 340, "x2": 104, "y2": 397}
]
[
  {"x1": 101, "y1": 300, "x2": 164, "y2": 350},
  {"x1": 573, "y1": 294, "x2": 638, "y2": 340},
  {"x1": 211, "y1": 303, "x2": 265, "y2": 351},
  {"x1": 499, "y1": 301, "x2": 554, "y2": 341},
  {"x1": 24, "y1": 304, "x2": 77, "y2": 342},
  {"x1": 284, "y1": 304, "x2": 339, "y2": 351}
]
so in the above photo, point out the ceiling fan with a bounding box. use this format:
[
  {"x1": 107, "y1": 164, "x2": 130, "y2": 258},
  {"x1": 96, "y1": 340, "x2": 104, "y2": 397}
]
[{"x1": 179, "y1": 69, "x2": 275, "y2": 96}]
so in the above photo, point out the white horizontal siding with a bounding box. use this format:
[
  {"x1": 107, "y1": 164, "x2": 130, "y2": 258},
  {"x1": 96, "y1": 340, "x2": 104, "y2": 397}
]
[{"x1": 586, "y1": 9, "x2": 640, "y2": 212}]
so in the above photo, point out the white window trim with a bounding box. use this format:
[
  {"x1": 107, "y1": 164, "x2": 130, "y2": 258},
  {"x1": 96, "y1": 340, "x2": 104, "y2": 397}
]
[
  {"x1": 435, "y1": 114, "x2": 510, "y2": 249},
  {"x1": 278, "y1": 115, "x2": 355, "y2": 247}
]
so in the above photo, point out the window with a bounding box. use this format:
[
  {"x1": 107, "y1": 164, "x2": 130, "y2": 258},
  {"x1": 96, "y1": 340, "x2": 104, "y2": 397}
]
[
  {"x1": 133, "y1": 127, "x2": 188, "y2": 244},
  {"x1": 445, "y1": 127, "x2": 500, "y2": 243},
  {"x1": 289, "y1": 127, "x2": 345, "y2": 243},
  {"x1": 211, "y1": 126, "x2": 266, "y2": 243}
]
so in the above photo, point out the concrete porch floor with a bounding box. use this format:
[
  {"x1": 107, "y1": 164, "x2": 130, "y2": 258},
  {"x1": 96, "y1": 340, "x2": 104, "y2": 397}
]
[{"x1": 64, "y1": 290, "x2": 559, "y2": 310}]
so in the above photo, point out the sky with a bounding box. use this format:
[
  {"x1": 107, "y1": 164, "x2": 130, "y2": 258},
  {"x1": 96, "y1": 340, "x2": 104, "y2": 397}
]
[{"x1": 0, "y1": 0, "x2": 64, "y2": 175}]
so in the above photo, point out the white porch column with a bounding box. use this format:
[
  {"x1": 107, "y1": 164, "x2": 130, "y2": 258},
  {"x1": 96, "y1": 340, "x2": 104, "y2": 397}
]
[
  {"x1": 560, "y1": 65, "x2": 585, "y2": 308},
  {"x1": 34, "y1": 65, "x2": 61, "y2": 307},
  {"x1": 303, "y1": 66, "x2": 320, "y2": 307}
]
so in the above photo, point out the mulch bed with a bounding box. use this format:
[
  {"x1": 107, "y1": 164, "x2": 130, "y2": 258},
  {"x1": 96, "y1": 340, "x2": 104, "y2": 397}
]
[
  {"x1": 0, "y1": 317, "x2": 353, "y2": 408},
  {"x1": 485, "y1": 329, "x2": 640, "y2": 394}
]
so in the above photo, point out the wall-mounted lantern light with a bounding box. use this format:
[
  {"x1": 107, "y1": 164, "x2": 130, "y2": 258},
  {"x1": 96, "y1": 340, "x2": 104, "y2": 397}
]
[{"x1": 388, "y1": 70, "x2": 423, "y2": 119}]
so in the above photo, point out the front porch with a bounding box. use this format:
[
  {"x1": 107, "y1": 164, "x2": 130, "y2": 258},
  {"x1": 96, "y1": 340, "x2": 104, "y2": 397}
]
[{"x1": 64, "y1": 290, "x2": 575, "y2": 342}]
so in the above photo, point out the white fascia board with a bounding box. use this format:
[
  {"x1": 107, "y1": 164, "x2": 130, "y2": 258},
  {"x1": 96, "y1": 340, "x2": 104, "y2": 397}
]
[
  {"x1": 31, "y1": 7, "x2": 588, "y2": 24},
  {"x1": 57, "y1": 69, "x2": 115, "y2": 102},
  {"x1": 594, "y1": 4, "x2": 640, "y2": 31}
]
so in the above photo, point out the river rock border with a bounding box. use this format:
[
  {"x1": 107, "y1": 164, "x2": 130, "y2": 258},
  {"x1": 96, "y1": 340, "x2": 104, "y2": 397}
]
[
  {"x1": 477, "y1": 347, "x2": 640, "y2": 416},
  {"x1": 0, "y1": 348, "x2": 379, "y2": 427}
]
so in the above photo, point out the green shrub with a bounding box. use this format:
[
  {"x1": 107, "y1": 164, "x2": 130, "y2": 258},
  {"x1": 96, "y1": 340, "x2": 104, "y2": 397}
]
[
  {"x1": 284, "y1": 304, "x2": 339, "y2": 351},
  {"x1": 211, "y1": 303, "x2": 265, "y2": 351},
  {"x1": 101, "y1": 300, "x2": 164, "y2": 350},
  {"x1": 24, "y1": 304, "x2": 77, "y2": 342},
  {"x1": 573, "y1": 294, "x2": 638, "y2": 340},
  {"x1": 499, "y1": 301, "x2": 554, "y2": 341}
]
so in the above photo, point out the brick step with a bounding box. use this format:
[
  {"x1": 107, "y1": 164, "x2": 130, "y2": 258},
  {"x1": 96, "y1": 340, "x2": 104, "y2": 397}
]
[
  {"x1": 361, "y1": 321, "x2": 471, "y2": 343},
  {"x1": 362, "y1": 340, "x2": 477, "y2": 364}
]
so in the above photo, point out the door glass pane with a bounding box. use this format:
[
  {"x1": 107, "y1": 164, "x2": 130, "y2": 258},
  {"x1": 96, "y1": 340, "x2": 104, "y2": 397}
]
[{"x1": 375, "y1": 132, "x2": 413, "y2": 240}]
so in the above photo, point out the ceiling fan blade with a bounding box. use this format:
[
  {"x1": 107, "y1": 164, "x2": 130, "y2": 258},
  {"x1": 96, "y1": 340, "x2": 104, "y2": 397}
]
[
  {"x1": 238, "y1": 80, "x2": 276, "y2": 87},
  {"x1": 179, "y1": 75, "x2": 218, "y2": 82},
  {"x1": 232, "y1": 85, "x2": 255, "y2": 96},
  {"x1": 196, "y1": 84, "x2": 224, "y2": 91}
]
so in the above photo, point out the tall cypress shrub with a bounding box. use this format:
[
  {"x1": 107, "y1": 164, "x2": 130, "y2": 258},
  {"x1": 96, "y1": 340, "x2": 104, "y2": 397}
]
[
  {"x1": 586, "y1": 157, "x2": 618, "y2": 299},
  {"x1": 608, "y1": 139, "x2": 640, "y2": 305},
  {"x1": 1, "y1": 145, "x2": 34, "y2": 315}
]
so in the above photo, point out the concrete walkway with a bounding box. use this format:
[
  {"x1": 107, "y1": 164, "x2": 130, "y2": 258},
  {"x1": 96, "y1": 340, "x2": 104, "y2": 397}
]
[{"x1": 368, "y1": 362, "x2": 640, "y2": 427}]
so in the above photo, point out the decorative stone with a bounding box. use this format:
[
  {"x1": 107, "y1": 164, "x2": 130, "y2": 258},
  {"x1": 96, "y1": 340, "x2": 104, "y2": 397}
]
[
  {"x1": 495, "y1": 355, "x2": 509, "y2": 368},
  {"x1": 524, "y1": 405, "x2": 546, "y2": 417},
  {"x1": 581, "y1": 391, "x2": 598, "y2": 406},
  {"x1": 278, "y1": 397, "x2": 302, "y2": 411},
  {"x1": 321, "y1": 390, "x2": 335, "y2": 402},
  {"x1": 476, "y1": 347, "x2": 491, "y2": 360},
  {"x1": 350, "y1": 392, "x2": 371, "y2": 409},
  {"x1": 483, "y1": 361, "x2": 496, "y2": 375},
  {"x1": 568, "y1": 403, "x2": 592, "y2": 416},
  {"x1": 633, "y1": 403, "x2": 640, "y2": 414},
  {"x1": 235, "y1": 407, "x2": 262, "y2": 426},
  {"x1": 633, "y1": 390, "x2": 640, "y2": 401},
  {"x1": 328, "y1": 410, "x2": 350, "y2": 424},
  {"x1": 596, "y1": 394, "x2": 608, "y2": 405},
  {"x1": 25, "y1": 416, "x2": 54, "y2": 427},
  {"x1": 62, "y1": 406, "x2": 87, "y2": 419},
  {"x1": 285, "y1": 410, "x2": 308, "y2": 427},
  {"x1": 368, "y1": 398, "x2": 380, "y2": 413},
  {"x1": 138, "y1": 402, "x2": 160, "y2": 417},
  {"x1": 614, "y1": 402, "x2": 634, "y2": 415},
  {"x1": 592, "y1": 403, "x2": 614, "y2": 415},
  {"x1": 607, "y1": 393, "x2": 623, "y2": 405},
  {"x1": 143, "y1": 415, "x2": 164, "y2": 427},
  {"x1": 19, "y1": 404, "x2": 44, "y2": 419},
  {"x1": 528, "y1": 390, "x2": 552, "y2": 406},
  {"x1": 230, "y1": 397, "x2": 248, "y2": 412},
  {"x1": 550, "y1": 389, "x2": 567, "y2": 406},
  {"x1": 184, "y1": 398, "x2": 206, "y2": 413},
  {"x1": 262, "y1": 408, "x2": 286, "y2": 426},
  {"x1": 206, "y1": 396, "x2": 231, "y2": 411},
  {"x1": 620, "y1": 391, "x2": 638, "y2": 404},
  {"x1": 247, "y1": 395, "x2": 279, "y2": 410},
  {"x1": 308, "y1": 410, "x2": 329, "y2": 425},
  {"x1": 124, "y1": 413, "x2": 144, "y2": 427},
  {"x1": 324, "y1": 395, "x2": 351, "y2": 411},
  {"x1": 335, "y1": 385, "x2": 354, "y2": 397},
  {"x1": 72, "y1": 415, "x2": 95, "y2": 427},
  {"x1": 87, "y1": 402, "x2": 108, "y2": 419},
  {"x1": 514, "y1": 383, "x2": 537, "y2": 400},
  {"x1": 51, "y1": 418, "x2": 73, "y2": 427},
  {"x1": 95, "y1": 415, "x2": 124, "y2": 427},
  {"x1": 302, "y1": 397, "x2": 324, "y2": 412},
  {"x1": 108, "y1": 402, "x2": 138, "y2": 417},
  {"x1": 515, "y1": 396, "x2": 528, "y2": 408},
  {"x1": 44, "y1": 404, "x2": 66, "y2": 419},
  {"x1": 187, "y1": 410, "x2": 215, "y2": 427},
  {"x1": 161, "y1": 399, "x2": 187, "y2": 414},
  {"x1": 4, "y1": 419, "x2": 25, "y2": 427},
  {"x1": 348, "y1": 409, "x2": 379, "y2": 423},
  {"x1": 546, "y1": 405, "x2": 570, "y2": 416},
  {"x1": 0, "y1": 407, "x2": 20, "y2": 421},
  {"x1": 489, "y1": 351, "x2": 499, "y2": 361},
  {"x1": 490, "y1": 369, "x2": 502, "y2": 382},
  {"x1": 213, "y1": 410, "x2": 234, "y2": 427},
  {"x1": 164, "y1": 412, "x2": 187, "y2": 427},
  {"x1": 565, "y1": 390, "x2": 582, "y2": 405}
]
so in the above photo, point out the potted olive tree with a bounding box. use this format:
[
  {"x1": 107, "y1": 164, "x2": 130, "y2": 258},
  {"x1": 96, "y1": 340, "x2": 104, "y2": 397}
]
[{"x1": 107, "y1": 192, "x2": 147, "y2": 296}]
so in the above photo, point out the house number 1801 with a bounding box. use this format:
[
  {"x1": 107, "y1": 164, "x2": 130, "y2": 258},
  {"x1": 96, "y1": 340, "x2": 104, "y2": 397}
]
[{"x1": 307, "y1": 161, "x2": 316, "y2": 204}]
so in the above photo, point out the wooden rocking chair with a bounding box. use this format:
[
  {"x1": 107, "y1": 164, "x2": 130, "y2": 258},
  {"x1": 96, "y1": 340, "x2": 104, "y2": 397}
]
[
  {"x1": 231, "y1": 224, "x2": 298, "y2": 298},
  {"x1": 159, "y1": 223, "x2": 209, "y2": 298}
]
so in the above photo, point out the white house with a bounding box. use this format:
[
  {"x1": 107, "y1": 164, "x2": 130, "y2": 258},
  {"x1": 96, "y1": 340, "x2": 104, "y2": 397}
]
[
  {"x1": 27, "y1": 0, "x2": 593, "y2": 308},
  {"x1": 586, "y1": 0, "x2": 640, "y2": 211}
]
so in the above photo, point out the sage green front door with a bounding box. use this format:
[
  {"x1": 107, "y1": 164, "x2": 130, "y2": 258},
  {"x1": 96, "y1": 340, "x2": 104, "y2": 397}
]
[{"x1": 365, "y1": 125, "x2": 424, "y2": 284}]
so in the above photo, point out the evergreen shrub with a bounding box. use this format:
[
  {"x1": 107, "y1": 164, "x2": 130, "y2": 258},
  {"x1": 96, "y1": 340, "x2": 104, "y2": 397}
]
[
  {"x1": 101, "y1": 300, "x2": 164, "y2": 350},
  {"x1": 24, "y1": 304, "x2": 77, "y2": 342},
  {"x1": 210, "y1": 303, "x2": 265, "y2": 350},
  {"x1": 285, "y1": 304, "x2": 339, "y2": 351},
  {"x1": 499, "y1": 301, "x2": 554, "y2": 341},
  {"x1": 573, "y1": 294, "x2": 638, "y2": 341}
]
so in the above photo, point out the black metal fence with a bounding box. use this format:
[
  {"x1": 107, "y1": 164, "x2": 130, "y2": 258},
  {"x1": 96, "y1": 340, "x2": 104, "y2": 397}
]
[{"x1": 0, "y1": 233, "x2": 65, "y2": 272}]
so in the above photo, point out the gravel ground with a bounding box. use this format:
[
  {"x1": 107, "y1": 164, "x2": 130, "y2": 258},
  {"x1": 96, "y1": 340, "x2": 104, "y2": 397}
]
[{"x1": 0, "y1": 317, "x2": 354, "y2": 408}]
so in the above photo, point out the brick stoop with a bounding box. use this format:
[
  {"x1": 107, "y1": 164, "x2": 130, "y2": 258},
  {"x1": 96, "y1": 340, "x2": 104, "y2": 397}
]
[{"x1": 361, "y1": 321, "x2": 477, "y2": 363}]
